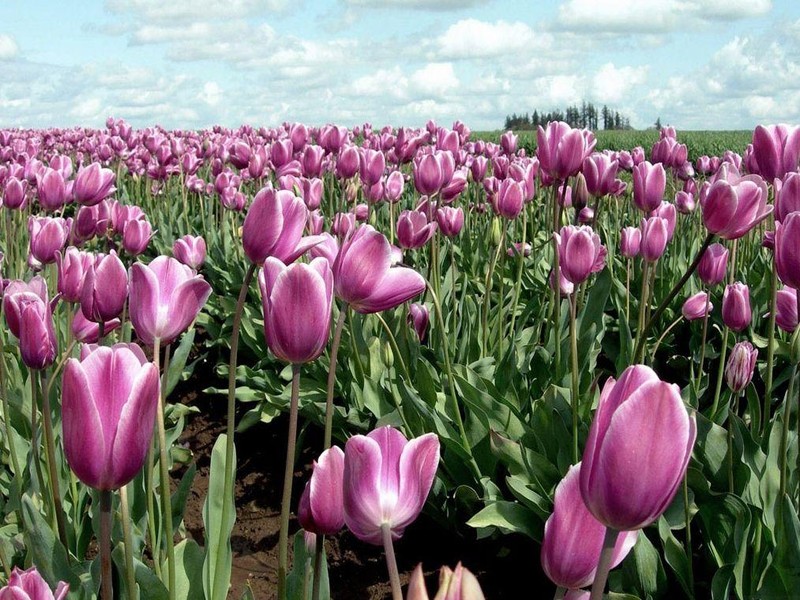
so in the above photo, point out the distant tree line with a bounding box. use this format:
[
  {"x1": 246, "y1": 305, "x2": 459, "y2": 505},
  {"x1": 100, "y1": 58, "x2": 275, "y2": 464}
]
[{"x1": 504, "y1": 102, "x2": 632, "y2": 131}]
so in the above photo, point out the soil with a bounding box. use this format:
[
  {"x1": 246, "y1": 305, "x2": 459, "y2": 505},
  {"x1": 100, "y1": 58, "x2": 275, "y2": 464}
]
[{"x1": 172, "y1": 371, "x2": 548, "y2": 599}]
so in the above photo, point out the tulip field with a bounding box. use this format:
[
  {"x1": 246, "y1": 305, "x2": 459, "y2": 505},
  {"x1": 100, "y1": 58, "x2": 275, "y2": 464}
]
[{"x1": 0, "y1": 119, "x2": 799, "y2": 600}]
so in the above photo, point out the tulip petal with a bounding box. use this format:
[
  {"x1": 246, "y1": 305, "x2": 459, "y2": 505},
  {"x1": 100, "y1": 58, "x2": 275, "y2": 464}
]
[
  {"x1": 309, "y1": 446, "x2": 345, "y2": 534},
  {"x1": 129, "y1": 263, "x2": 160, "y2": 345},
  {"x1": 62, "y1": 359, "x2": 107, "y2": 489},
  {"x1": 343, "y1": 435, "x2": 385, "y2": 544},
  {"x1": 393, "y1": 433, "x2": 440, "y2": 531},
  {"x1": 163, "y1": 276, "x2": 212, "y2": 344},
  {"x1": 334, "y1": 226, "x2": 393, "y2": 305},
  {"x1": 354, "y1": 267, "x2": 426, "y2": 314}
]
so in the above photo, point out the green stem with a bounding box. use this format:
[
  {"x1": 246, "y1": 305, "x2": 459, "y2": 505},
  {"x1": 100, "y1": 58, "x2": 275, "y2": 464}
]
[
  {"x1": 374, "y1": 313, "x2": 410, "y2": 380},
  {"x1": 278, "y1": 365, "x2": 302, "y2": 600},
  {"x1": 551, "y1": 182, "x2": 564, "y2": 375},
  {"x1": 683, "y1": 474, "x2": 694, "y2": 597},
  {"x1": 154, "y1": 339, "x2": 176, "y2": 600},
  {"x1": 508, "y1": 207, "x2": 527, "y2": 343},
  {"x1": 481, "y1": 223, "x2": 505, "y2": 355},
  {"x1": 779, "y1": 364, "x2": 797, "y2": 501},
  {"x1": 119, "y1": 484, "x2": 138, "y2": 600},
  {"x1": 569, "y1": 293, "x2": 580, "y2": 463},
  {"x1": 100, "y1": 490, "x2": 114, "y2": 600},
  {"x1": 711, "y1": 328, "x2": 730, "y2": 417},
  {"x1": 311, "y1": 534, "x2": 324, "y2": 600},
  {"x1": 324, "y1": 305, "x2": 348, "y2": 450},
  {"x1": 651, "y1": 316, "x2": 683, "y2": 366},
  {"x1": 634, "y1": 261, "x2": 651, "y2": 362},
  {"x1": 764, "y1": 260, "x2": 778, "y2": 437},
  {"x1": 145, "y1": 444, "x2": 162, "y2": 579},
  {"x1": 40, "y1": 371, "x2": 68, "y2": 549},
  {"x1": 0, "y1": 321, "x2": 22, "y2": 500},
  {"x1": 589, "y1": 528, "x2": 620, "y2": 600},
  {"x1": 381, "y1": 523, "x2": 402, "y2": 600},
  {"x1": 696, "y1": 287, "x2": 710, "y2": 396}
]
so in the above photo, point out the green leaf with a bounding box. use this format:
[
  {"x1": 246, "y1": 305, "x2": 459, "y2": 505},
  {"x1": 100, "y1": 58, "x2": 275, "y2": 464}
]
[
  {"x1": 173, "y1": 539, "x2": 206, "y2": 600},
  {"x1": 619, "y1": 531, "x2": 667, "y2": 599},
  {"x1": 171, "y1": 464, "x2": 197, "y2": 535},
  {"x1": 657, "y1": 517, "x2": 694, "y2": 599},
  {"x1": 286, "y1": 531, "x2": 330, "y2": 600},
  {"x1": 773, "y1": 496, "x2": 800, "y2": 592},
  {"x1": 113, "y1": 543, "x2": 169, "y2": 600},
  {"x1": 202, "y1": 434, "x2": 236, "y2": 600},
  {"x1": 466, "y1": 501, "x2": 540, "y2": 541},
  {"x1": 21, "y1": 495, "x2": 82, "y2": 590},
  {"x1": 167, "y1": 329, "x2": 196, "y2": 396}
]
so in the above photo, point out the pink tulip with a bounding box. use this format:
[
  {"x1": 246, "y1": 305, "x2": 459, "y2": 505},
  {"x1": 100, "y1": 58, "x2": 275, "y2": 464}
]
[
  {"x1": 333, "y1": 225, "x2": 426, "y2": 313},
  {"x1": 640, "y1": 217, "x2": 669, "y2": 263},
  {"x1": 750, "y1": 124, "x2": 800, "y2": 182},
  {"x1": 580, "y1": 365, "x2": 696, "y2": 530},
  {"x1": 776, "y1": 287, "x2": 798, "y2": 332},
  {"x1": 73, "y1": 163, "x2": 116, "y2": 206},
  {"x1": 508, "y1": 242, "x2": 532, "y2": 258},
  {"x1": 397, "y1": 210, "x2": 437, "y2": 249},
  {"x1": 537, "y1": 121, "x2": 596, "y2": 181},
  {"x1": 722, "y1": 282, "x2": 751, "y2": 332},
  {"x1": 493, "y1": 179, "x2": 525, "y2": 220},
  {"x1": 173, "y1": 235, "x2": 207, "y2": 270},
  {"x1": 674, "y1": 191, "x2": 696, "y2": 214},
  {"x1": 2, "y1": 277, "x2": 48, "y2": 337},
  {"x1": 62, "y1": 343, "x2": 159, "y2": 490},
  {"x1": 701, "y1": 175, "x2": 771, "y2": 240},
  {"x1": 258, "y1": 256, "x2": 332, "y2": 364},
  {"x1": 129, "y1": 256, "x2": 212, "y2": 346},
  {"x1": 725, "y1": 341, "x2": 758, "y2": 393},
  {"x1": 436, "y1": 207, "x2": 464, "y2": 238},
  {"x1": 3, "y1": 176, "x2": 27, "y2": 209},
  {"x1": 72, "y1": 308, "x2": 121, "y2": 344},
  {"x1": 0, "y1": 567, "x2": 68, "y2": 600},
  {"x1": 336, "y1": 145, "x2": 360, "y2": 180},
  {"x1": 80, "y1": 251, "x2": 128, "y2": 323},
  {"x1": 36, "y1": 168, "x2": 68, "y2": 211},
  {"x1": 408, "y1": 302, "x2": 429, "y2": 342},
  {"x1": 619, "y1": 227, "x2": 641, "y2": 259},
  {"x1": 682, "y1": 291, "x2": 713, "y2": 321},
  {"x1": 775, "y1": 212, "x2": 800, "y2": 290},
  {"x1": 122, "y1": 219, "x2": 153, "y2": 256},
  {"x1": 774, "y1": 172, "x2": 800, "y2": 222},
  {"x1": 343, "y1": 426, "x2": 439, "y2": 544},
  {"x1": 697, "y1": 243, "x2": 729, "y2": 286},
  {"x1": 298, "y1": 446, "x2": 345, "y2": 535},
  {"x1": 413, "y1": 153, "x2": 444, "y2": 196},
  {"x1": 56, "y1": 247, "x2": 94, "y2": 303},
  {"x1": 242, "y1": 187, "x2": 321, "y2": 265},
  {"x1": 542, "y1": 463, "x2": 638, "y2": 590},
  {"x1": 632, "y1": 161, "x2": 666, "y2": 213},
  {"x1": 360, "y1": 148, "x2": 385, "y2": 187},
  {"x1": 555, "y1": 225, "x2": 606, "y2": 285},
  {"x1": 406, "y1": 563, "x2": 485, "y2": 600},
  {"x1": 500, "y1": 130, "x2": 518, "y2": 155},
  {"x1": 385, "y1": 170, "x2": 405, "y2": 202},
  {"x1": 28, "y1": 216, "x2": 70, "y2": 265},
  {"x1": 582, "y1": 153, "x2": 619, "y2": 197},
  {"x1": 3, "y1": 284, "x2": 57, "y2": 370}
]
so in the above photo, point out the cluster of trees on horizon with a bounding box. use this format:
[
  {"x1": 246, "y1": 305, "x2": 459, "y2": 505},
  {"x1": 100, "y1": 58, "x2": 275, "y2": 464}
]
[{"x1": 504, "y1": 102, "x2": 633, "y2": 131}]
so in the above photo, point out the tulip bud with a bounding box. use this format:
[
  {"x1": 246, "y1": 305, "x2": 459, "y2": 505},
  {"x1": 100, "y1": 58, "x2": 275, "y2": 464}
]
[
  {"x1": 722, "y1": 282, "x2": 751, "y2": 332},
  {"x1": 80, "y1": 251, "x2": 128, "y2": 323},
  {"x1": 701, "y1": 176, "x2": 771, "y2": 240},
  {"x1": 298, "y1": 446, "x2": 345, "y2": 535},
  {"x1": 28, "y1": 216, "x2": 70, "y2": 265},
  {"x1": 406, "y1": 563, "x2": 486, "y2": 600},
  {"x1": 408, "y1": 303, "x2": 429, "y2": 343},
  {"x1": 620, "y1": 227, "x2": 641, "y2": 259},
  {"x1": 776, "y1": 287, "x2": 799, "y2": 332},
  {"x1": 0, "y1": 567, "x2": 68, "y2": 600},
  {"x1": 507, "y1": 242, "x2": 532, "y2": 258},
  {"x1": 122, "y1": 219, "x2": 153, "y2": 256},
  {"x1": 725, "y1": 341, "x2": 758, "y2": 393},
  {"x1": 632, "y1": 161, "x2": 666, "y2": 213},
  {"x1": 697, "y1": 243, "x2": 729, "y2": 286},
  {"x1": 555, "y1": 225, "x2": 606, "y2": 285},
  {"x1": 682, "y1": 291, "x2": 713, "y2": 321},
  {"x1": 73, "y1": 163, "x2": 116, "y2": 206},
  {"x1": 435, "y1": 207, "x2": 464, "y2": 238},
  {"x1": 640, "y1": 216, "x2": 669, "y2": 263},
  {"x1": 775, "y1": 212, "x2": 800, "y2": 289},
  {"x1": 3, "y1": 176, "x2": 28, "y2": 209},
  {"x1": 674, "y1": 190, "x2": 696, "y2": 214},
  {"x1": 36, "y1": 168, "x2": 68, "y2": 211},
  {"x1": 397, "y1": 210, "x2": 437, "y2": 249},
  {"x1": 173, "y1": 235, "x2": 207, "y2": 270},
  {"x1": 56, "y1": 247, "x2": 94, "y2": 303}
]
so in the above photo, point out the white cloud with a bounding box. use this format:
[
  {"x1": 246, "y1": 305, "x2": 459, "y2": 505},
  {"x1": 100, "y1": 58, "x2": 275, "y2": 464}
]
[
  {"x1": 200, "y1": 82, "x2": 223, "y2": 106},
  {"x1": 0, "y1": 34, "x2": 18, "y2": 60},
  {"x1": 343, "y1": 0, "x2": 488, "y2": 10},
  {"x1": 410, "y1": 63, "x2": 459, "y2": 98},
  {"x1": 437, "y1": 19, "x2": 551, "y2": 59},
  {"x1": 592, "y1": 63, "x2": 648, "y2": 104},
  {"x1": 105, "y1": 0, "x2": 292, "y2": 23}
]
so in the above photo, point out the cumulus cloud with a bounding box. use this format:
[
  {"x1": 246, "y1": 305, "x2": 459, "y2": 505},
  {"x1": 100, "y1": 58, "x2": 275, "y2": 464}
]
[
  {"x1": 436, "y1": 19, "x2": 551, "y2": 59},
  {"x1": 592, "y1": 63, "x2": 649, "y2": 104},
  {"x1": 342, "y1": 0, "x2": 489, "y2": 9},
  {"x1": 0, "y1": 34, "x2": 18, "y2": 60}
]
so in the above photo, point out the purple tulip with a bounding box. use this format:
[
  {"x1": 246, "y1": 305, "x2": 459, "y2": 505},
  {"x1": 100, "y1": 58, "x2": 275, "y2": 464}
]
[
  {"x1": 701, "y1": 175, "x2": 771, "y2": 240},
  {"x1": 697, "y1": 243, "x2": 729, "y2": 286},
  {"x1": 172, "y1": 235, "x2": 207, "y2": 270},
  {"x1": 72, "y1": 308, "x2": 121, "y2": 344},
  {"x1": 80, "y1": 251, "x2": 128, "y2": 323},
  {"x1": 336, "y1": 145, "x2": 360, "y2": 180},
  {"x1": 674, "y1": 191, "x2": 696, "y2": 214},
  {"x1": 408, "y1": 302, "x2": 429, "y2": 342},
  {"x1": 122, "y1": 219, "x2": 153, "y2": 256},
  {"x1": 259, "y1": 256, "x2": 332, "y2": 364},
  {"x1": 500, "y1": 131, "x2": 518, "y2": 155},
  {"x1": 542, "y1": 463, "x2": 638, "y2": 590},
  {"x1": 36, "y1": 168, "x2": 68, "y2": 211},
  {"x1": 407, "y1": 563, "x2": 485, "y2": 600},
  {"x1": 726, "y1": 341, "x2": 758, "y2": 393},
  {"x1": 28, "y1": 216, "x2": 70, "y2": 266},
  {"x1": 582, "y1": 153, "x2": 619, "y2": 197},
  {"x1": 632, "y1": 161, "x2": 666, "y2": 213},
  {"x1": 413, "y1": 153, "x2": 444, "y2": 196},
  {"x1": 580, "y1": 365, "x2": 696, "y2": 531},
  {"x1": 640, "y1": 216, "x2": 669, "y2": 263},
  {"x1": 73, "y1": 163, "x2": 116, "y2": 206},
  {"x1": 555, "y1": 225, "x2": 606, "y2": 285},
  {"x1": 4, "y1": 285, "x2": 57, "y2": 370},
  {"x1": 776, "y1": 287, "x2": 799, "y2": 332},
  {"x1": 493, "y1": 179, "x2": 525, "y2": 220},
  {"x1": 436, "y1": 206, "x2": 464, "y2": 238},
  {"x1": 129, "y1": 256, "x2": 212, "y2": 346},
  {"x1": 62, "y1": 343, "x2": 159, "y2": 490},
  {"x1": 0, "y1": 567, "x2": 68, "y2": 600},
  {"x1": 537, "y1": 121, "x2": 596, "y2": 181},
  {"x1": 508, "y1": 242, "x2": 532, "y2": 258},
  {"x1": 2, "y1": 277, "x2": 48, "y2": 337},
  {"x1": 298, "y1": 446, "x2": 345, "y2": 535},
  {"x1": 750, "y1": 124, "x2": 800, "y2": 182},
  {"x1": 360, "y1": 148, "x2": 385, "y2": 187},
  {"x1": 775, "y1": 212, "x2": 800, "y2": 290},
  {"x1": 682, "y1": 291, "x2": 713, "y2": 321},
  {"x1": 56, "y1": 247, "x2": 94, "y2": 303},
  {"x1": 619, "y1": 227, "x2": 641, "y2": 259},
  {"x1": 343, "y1": 426, "x2": 439, "y2": 544},
  {"x1": 397, "y1": 210, "x2": 437, "y2": 250},
  {"x1": 722, "y1": 282, "x2": 751, "y2": 332},
  {"x1": 242, "y1": 187, "x2": 321, "y2": 265},
  {"x1": 332, "y1": 212, "x2": 356, "y2": 239},
  {"x1": 385, "y1": 170, "x2": 405, "y2": 202},
  {"x1": 3, "y1": 176, "x2": 27, "y2": 209}
]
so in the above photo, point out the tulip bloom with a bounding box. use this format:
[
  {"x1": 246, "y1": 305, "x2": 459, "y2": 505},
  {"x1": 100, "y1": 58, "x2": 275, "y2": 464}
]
[
  {"x1": 73, "y1": 163, "x2": 116, "y2": 206},
  {"x1": 0, "y1": 567, "x2": 68, "y2": 600},
  {"x1": 682, "y1": 291, "x2": 713, "y2": 321},
  {"x1": 173, "y1": 234, "x2": 207, "y2": 270},
  {"x1": 632, "y1": 161, "x2": 666, "y2": 213},
  {"x1": 3, "y1": 177, "x2": 27, "y2": 209},
  {"x1": 697, "y1": 243, "x2": 729, "y2": 286},
  {"x1": 675, "y1": 190, "x2": 696, "y2": 214},
  {"x1": 408, "y1": 303, "x2": 429, "y2": 342},
  {"x1": 776, "y1": 287, "x2": 799, "y2": 332},
  {"x1": 722, "y1": 282, "x2": 751, "y2": 332},
  {"x1": 493, "y1": 179, "x2": 525, "y2": 220},
  {"x1": 774, "y1": 172, "x2": 800, "y2": 222},
  {"x1": 334, "y1": 225, "x2": 426, "y2": 313},
  {"x1": 619, "y1": 227, "x2": 641, "y2": 259},
  {"x1": 298, "y1": 446, "x2": 345, "y2": 535},
  {"x1": 435, "y1": 206, "x2": 464, "y2": 238},
  {"x1": 397, "y1": 210, "x2": 437, "y2": 249},
  {"x1": 258, "y1": 256, "x2": 333, "y2": 364},
  {"x1": 407, "y1": 563, "x2": 485, "y2": 600},
  {"x1": 3, "y1": 285, "x2": 57, "y2": 370},
  {"x1": 122, "y1": 219, "x2": 153, "y2": 256},
  {"x1": 62, "y1": 343, "x2": 160, "y2": 490},
  {"x1": 726, "y1": 341, "x2": 758, "y2": 393},
  {"x1": 555, "y1": 225, "x2": 606, "y2": 285},
  {"x1": 750, "y1": 124, "x2": 800, "y2": 182},
  {"x1": 129, "y1": 256, "x2": 212, "y2": 346},
  {"x1": 580, "y1": 365, "x2": 697, "y2": 531},
  {"x1": 28, "y1": 216, "x2": 70, "y2": 265},
  {"x1": 775, "y1": 212, "x2": 800, "y2": 290},
  {"x1": 56, "y1": 247, "x2": 94, "y2": 303},
  {"x1": 582, "y1": 153, "x2": 619, "y2": 197},
  {"x1": 640, "y1": 217, "x2": 669, "y2": 263},
  {"x1": 542, "y1": 464, "x2": 638, "y2": 590},
  {"x1": 343, "y1": 426, "x2": 439, "y2": 544},
  {"x1": 413, "y1": 153, "x2": 444, "y2": 196},
  {"x1": 80, "y1": 251, "x2": 128, "y2": 323},
  {"x1": 701, "y1": 175, "x2": 771, "y2": 240},
  {"x1": 537, "y1": 121, "x2": 596, "y2": 181}
]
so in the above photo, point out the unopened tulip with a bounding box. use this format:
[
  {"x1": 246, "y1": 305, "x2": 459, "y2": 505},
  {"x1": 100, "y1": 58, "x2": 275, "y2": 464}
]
[
  {"x1": 697, "y1": 243, "x2": 729, "y2": 286},
  {"x1": 726, "y1": 341, "x2": 758, "y2": 393},
  {"x1": 408, "y1": 303, "x2": 429, "y2": 342},
  {"x1": 3, "y1": 176, "x2": 27, "y2": 209},
  {"x1": 343, "y1": 426, "x2": 439, "y2": 544},
  {"x1": 0, "y1": 566, "x2": 68, "y2": 600},
  {"x1": 242, "y1": 187, "x2": 321, "y2": 265},
  {"x1": 640, "y1": 217, "x2": 669, "y2": 263},
  {"x1": 508, "y1": 242, "x2": 532, "y2": 258},
  {"x1": 385, "y1": 170, "x2": 405, "y2": 202},
  {"x1": 620, "y1": 227, "x2": 641, "y2": 258},
  {"x1": 332, "y1": 212, "x2": 356, "y2": 239},
  {"x1": 336, "y1": 145, "x2": 360, "y2": 180},
  {"x1": 406, "y1": 563, "x2": 485, "y2": 600},
  {"x1": 674, "y1": 191, "x2": 696, "y2": 214},
  {"x1": 537, "y1": 121, "x2": 596, "y2": 181},
  {"x1": 333, "y1": 225, "x2": 426, "y2": 313},
  {"x1": 129, "y1": 256, "x2": 212, "y2": 346},
  {"x1": 414, "y1": 153, "x2": 444, "y2": 196},
  {"x1": 397, "y1": 210, "x2": 437, "y2": 249},
  {"x1": 122, "y1": 219, "x2": 153, "y2": 256},
  {"x1": 580, "y1": 365, "x2": 696, "y2": 530},
  {"x1": 578, "y1": 206, "x2": 594, "y2": 224},
  {"x1": 722, "y1": 282, "x2": 751, "y2": 332},
  {"x1": 582, "y1": 153, "x2": 619, "y2": 197},
  {"x1": 775, "y1": 212, "x2": 800, "y2": 290},
  {"x1": 73, "y1": 163, "x2": 116, "y2": 206},
  {"x1": 360, "y1": 148, "x2": 385, "y2": 187},
  {"x1": 36, "y1": 168, "x2": 68, "y2": 211},
  {"x1": 555, "y1": 225, "x2": 606, "y2": 285},
  {"x1": 774, "y1": 172, "x2": 800, "y2": 222},
  {"x1": 435, "y1": 207, "x2": 464, "y2": 238},
  {"x1": 28, "y1": 216, "x2": 70, "y2": 266},
  {"x1": 542, "y1": 463, "x2": 638, "y2": 590},
  {"x1": 4, "y1": 287, "x2": 56, "y2": 370},
  {"x1": 2, "y1": 277, "x2": 48, "y2": 336},
  {"x1": 493, "y1": 179, "x2": 525, "y2": 220},
  {"x1": 701, "y1": 175, "x2": 771, "y2": 240},
  {"x1": 776, "y1": 287, "x2": 799, "y2": 332},
  {"x1": 62, "y1": 343, "x2": 159, "y2": 490},
  {"x1": 173, "y1": 235, "x2": 207, "y2": 270},
  {"x1": 632, "y1": 161, "x2": 666, "y2": 213},
  {"x1": 298, "y1": 446, "x2": 345, "y2": 535},
  {"x1": 500, "y1": 130, "x2": 518, "y2": 155},
  {"x1": 259, "y1": 256, "x2": 332, "y2": 364},
  {"x1": 56, "y1": 247, "x2": 94, "y2": 303},
  {"x1": 80, "y1": 251, "x2": 128, "y2": 323},
  {"x1": 652, "y1": 201, "x2": 677, "y2": 240},
  {"x1": 682, "y1": 291, "x2": 713, "y2": 321}
]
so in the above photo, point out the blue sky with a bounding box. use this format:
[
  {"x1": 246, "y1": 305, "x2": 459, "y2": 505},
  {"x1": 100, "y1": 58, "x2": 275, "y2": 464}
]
[{"x1": 0, "y1": 0, "x2": 798, "y2": 131}]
